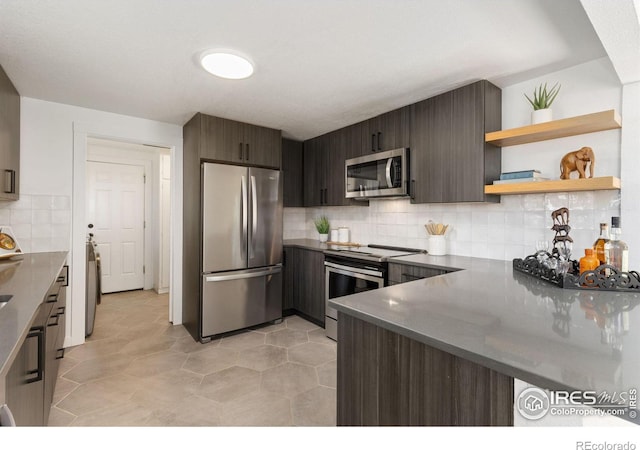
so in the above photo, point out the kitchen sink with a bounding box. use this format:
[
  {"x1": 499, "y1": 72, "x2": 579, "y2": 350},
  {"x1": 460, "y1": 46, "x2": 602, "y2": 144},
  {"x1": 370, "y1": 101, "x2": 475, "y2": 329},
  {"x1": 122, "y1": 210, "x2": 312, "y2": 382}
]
[{"x1": 0, "y1": 294, "x2": 13, "y2": 309}]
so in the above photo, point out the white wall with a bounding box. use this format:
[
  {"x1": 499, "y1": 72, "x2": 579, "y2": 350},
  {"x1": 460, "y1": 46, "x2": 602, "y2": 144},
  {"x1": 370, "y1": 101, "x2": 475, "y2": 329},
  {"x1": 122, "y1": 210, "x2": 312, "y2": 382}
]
[
  {"x1": 284, "y1": 58, "x2": 623, "y2": 262},
  {"x1": 620, "y1": 81, "x2": 640, "y2": 269},
  {"x1": 17, "y1": 97, "x2": 183, "y2": 347}
]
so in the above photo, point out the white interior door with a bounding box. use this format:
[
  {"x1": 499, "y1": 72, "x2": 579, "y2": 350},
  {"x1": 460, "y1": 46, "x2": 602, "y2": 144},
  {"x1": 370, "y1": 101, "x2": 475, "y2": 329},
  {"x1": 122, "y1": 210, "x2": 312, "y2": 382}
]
[{"x1": 86, "y1": 161, "x2": 145, "y2": 293}]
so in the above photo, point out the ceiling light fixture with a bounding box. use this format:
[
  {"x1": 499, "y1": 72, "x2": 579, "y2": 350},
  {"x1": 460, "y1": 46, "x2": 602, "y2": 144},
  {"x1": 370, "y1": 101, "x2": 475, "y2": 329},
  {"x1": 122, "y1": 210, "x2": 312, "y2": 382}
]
[{"x1": 200, "y1": 51, "x2": 254, "y2": 80}]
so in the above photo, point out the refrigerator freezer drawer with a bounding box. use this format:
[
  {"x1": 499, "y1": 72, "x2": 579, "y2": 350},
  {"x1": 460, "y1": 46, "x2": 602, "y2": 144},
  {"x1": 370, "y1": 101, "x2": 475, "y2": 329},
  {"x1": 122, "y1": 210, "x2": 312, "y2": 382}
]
[{"x1": 201, "y1": 266, "x2": 282, "y2": 338}]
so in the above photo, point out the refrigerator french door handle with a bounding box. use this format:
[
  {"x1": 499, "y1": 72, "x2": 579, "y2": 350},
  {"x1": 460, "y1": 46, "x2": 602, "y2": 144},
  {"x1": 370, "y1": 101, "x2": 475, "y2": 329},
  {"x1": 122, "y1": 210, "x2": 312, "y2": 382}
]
[
  {"x1": 250, "y1": 175, "x2": 258, "y2": 257},
  {"x1": 205, "y1": 265, "x2": 282, "y2": 282},
  {"x1": 241, "y1": 175, "x2": 248, "y2": 260}
]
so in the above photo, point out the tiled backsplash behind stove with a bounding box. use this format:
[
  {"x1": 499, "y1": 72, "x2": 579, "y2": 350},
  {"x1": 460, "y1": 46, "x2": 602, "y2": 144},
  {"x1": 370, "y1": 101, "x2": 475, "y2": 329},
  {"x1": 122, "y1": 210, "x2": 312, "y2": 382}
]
[
  {"x1": 0, "y1": 194, "x2": 71, "y2": 253},
  {"x1": 284, "y1": 191, "x2": 621, "y2": 261}
]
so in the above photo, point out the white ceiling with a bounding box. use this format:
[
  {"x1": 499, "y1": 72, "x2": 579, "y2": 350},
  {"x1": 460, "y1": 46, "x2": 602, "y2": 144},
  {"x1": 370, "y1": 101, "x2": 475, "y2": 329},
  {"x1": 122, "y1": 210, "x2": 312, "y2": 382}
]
[{"x1": 0, "y1": 0, "x2": 607, "y2": 140}]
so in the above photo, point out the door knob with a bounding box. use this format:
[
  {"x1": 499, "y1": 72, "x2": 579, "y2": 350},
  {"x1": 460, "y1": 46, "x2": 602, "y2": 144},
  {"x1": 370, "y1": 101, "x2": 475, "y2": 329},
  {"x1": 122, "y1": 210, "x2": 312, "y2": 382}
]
[{"x1": 88, "y1": 223, "x2": 94, "y2": 229}]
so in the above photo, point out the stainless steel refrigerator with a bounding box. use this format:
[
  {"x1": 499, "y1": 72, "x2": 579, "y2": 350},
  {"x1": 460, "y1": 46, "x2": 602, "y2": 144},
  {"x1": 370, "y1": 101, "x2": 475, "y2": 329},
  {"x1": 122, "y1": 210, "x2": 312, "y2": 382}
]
[{"x1": 200, "y1": 162, "x2": 283, "y2": 338}]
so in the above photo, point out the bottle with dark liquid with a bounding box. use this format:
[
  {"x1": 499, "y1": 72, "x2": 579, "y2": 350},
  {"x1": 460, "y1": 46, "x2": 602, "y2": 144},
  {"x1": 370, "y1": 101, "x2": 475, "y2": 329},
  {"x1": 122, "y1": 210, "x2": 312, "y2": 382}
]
[{"x1": 593, "y1": 223, "x2": 610, "y2": 265}]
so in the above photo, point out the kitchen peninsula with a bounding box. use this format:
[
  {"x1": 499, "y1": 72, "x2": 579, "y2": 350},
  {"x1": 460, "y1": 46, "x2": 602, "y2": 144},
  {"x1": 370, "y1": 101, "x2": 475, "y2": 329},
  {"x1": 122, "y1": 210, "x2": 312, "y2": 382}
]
[{"x1": 329, "y1": 254, "x2": 640, "y2": 426}]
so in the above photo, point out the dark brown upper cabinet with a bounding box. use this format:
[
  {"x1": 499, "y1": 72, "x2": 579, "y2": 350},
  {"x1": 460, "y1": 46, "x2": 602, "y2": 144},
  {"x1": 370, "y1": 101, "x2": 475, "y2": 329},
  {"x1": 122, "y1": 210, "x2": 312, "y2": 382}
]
[
  {"x1": 282, "y1": 138, "x2": 304, "y2": 207},
  {"x1": 410, "y1": 80, "x2": 501, "y2": 203},
  {"x1": 303, "y1": 130, "x2": 368, "y2": 207},
  {"x1": 196, "y1": 113, "x2": 281, "y2": 169},
  {"x1": 0, "y1": 64, "x2": 20, "y2": 201},
  {"x1": 360, "y1": 106, "x2": 411, "y2": 154},
  {"x1": 303, "y1": 134, "x2": 326, "y2": 207}
]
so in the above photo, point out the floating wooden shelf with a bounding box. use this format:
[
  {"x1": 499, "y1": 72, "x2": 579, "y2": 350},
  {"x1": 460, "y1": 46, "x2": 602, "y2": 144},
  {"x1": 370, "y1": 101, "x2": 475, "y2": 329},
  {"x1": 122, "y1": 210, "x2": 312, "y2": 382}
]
[
  {"x1": 484, "y1": 176, "x2": 620, "y2": 195},
  {"x1": 485, "y1": 110, "x2": 621, "y2": 147}
]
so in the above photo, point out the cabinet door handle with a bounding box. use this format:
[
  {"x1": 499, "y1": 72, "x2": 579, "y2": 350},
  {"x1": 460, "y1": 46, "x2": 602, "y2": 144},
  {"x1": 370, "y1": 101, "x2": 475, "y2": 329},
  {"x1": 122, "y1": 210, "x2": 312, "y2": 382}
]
[
  {"x1": 47, "y1": 313, "x2": 60, "y2": 327},
  {"x1": 4, "y1": 170, "x2": 15, "y2": 194},
  {"x1": 56, "y1": 266, "x2": 69, "y2": 285},
  {"x1": 26, "y1": 326, "x2": 44, "y2": 384},
  {"x1": 245, "y1": 143, "x2": 250, "y2": 160},
  {"x1": 411, "y1": 180, "x2": 416, "y2": 200},
  {"x1": 371, "y1": 134, "x2": 376, "y2": 152},
  {"x1": 377, "y1": 132, "x2": 382, "y2": 151},
  {"x1": 57, "y1": 306, "x2": 66, "y2": 316},
  {"x1": 239, "y1": 142, "x2": 243, "y2": 160},
  {"x1": 46, "y1": 293, "x2": 58, "y2": 304},
  {"x1": 55, "y1": 348, "x2": 65, "y2": 360}
]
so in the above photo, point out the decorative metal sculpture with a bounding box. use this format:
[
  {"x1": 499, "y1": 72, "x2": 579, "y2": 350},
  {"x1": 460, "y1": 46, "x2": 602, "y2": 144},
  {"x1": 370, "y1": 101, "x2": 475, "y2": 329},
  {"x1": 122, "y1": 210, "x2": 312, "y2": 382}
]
[
  {"x1": 513, "y1": 205, "x2": 640, "y2": 293},
  {"x1": 551, "y1": 207, "x2": 573, "y2": 245}
]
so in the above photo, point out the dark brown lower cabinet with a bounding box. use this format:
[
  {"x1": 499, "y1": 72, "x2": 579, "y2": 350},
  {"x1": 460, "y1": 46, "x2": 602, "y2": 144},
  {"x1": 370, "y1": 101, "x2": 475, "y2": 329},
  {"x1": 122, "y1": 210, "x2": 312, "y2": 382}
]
[
  {"x1": 388, "y1": 262, "x2": 450, "y2": 285},
  {"x1": 5, "y1": 318, "x2": 46, "y2": 426},
  {"x1": 337, "y1": 313, "x2": 514, "y2": 426},
  {"x1": 282, "y1": 246, "x2": 325, "y2": 326},
  {"x1": 4, "y1": 264, "x2": 68, "y2": 426},
  {"x1": 282, "y1": 246, "x2": 299, "y2": 312}
]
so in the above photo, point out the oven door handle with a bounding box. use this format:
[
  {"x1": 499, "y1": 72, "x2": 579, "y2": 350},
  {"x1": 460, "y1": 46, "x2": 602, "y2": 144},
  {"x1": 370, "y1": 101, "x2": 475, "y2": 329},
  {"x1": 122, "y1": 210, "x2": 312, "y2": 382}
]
[{"x1": 324, "y1": 261, "x2": 384, "y2": 280}]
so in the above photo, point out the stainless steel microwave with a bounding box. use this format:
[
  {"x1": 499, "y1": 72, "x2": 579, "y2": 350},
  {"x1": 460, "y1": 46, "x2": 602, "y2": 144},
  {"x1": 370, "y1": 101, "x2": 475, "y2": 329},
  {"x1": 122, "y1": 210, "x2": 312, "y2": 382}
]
[{"x1": 345, "y1": 148, "x2": 410, "y2": 199}]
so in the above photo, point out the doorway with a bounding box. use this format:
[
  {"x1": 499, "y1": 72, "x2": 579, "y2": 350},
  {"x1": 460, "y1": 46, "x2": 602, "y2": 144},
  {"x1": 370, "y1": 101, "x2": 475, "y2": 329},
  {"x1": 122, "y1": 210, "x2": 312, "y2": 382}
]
[{"x1": 86, "y1": 137, "x2": 171, "y2": 296}]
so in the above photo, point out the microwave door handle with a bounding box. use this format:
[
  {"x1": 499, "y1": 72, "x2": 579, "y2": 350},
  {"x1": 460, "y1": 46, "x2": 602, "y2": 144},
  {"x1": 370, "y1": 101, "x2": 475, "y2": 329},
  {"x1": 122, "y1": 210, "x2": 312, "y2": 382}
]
[
  {"x1": 241, "y1": 175, "x2": 248, "y2": 260},
  {"x1": 385, "y1": 158, "x2": 393, "y2": 188}
]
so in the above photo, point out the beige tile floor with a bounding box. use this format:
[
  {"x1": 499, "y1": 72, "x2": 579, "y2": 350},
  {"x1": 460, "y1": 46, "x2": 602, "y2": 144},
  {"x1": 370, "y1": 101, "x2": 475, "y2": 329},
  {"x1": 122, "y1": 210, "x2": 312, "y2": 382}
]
[{"x1": 48, "y1": 290, "x2": 337, "y2": 426}]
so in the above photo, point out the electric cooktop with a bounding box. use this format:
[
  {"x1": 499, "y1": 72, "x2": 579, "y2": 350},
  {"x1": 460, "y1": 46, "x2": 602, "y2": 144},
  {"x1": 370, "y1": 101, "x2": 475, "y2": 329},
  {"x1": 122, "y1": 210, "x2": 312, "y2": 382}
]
[{"x1": 324, "y1": 244, "x2": 424, "y2": 263}]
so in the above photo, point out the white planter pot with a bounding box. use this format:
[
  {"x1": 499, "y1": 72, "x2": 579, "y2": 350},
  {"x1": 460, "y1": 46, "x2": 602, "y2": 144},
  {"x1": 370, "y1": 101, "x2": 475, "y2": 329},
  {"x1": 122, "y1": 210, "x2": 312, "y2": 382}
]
[
  {"x1": 318, "y1": 233, "x2": 328, "y2": 243},
  {"x1": 531, "y1": 108, "x2": 553, "y2": 124}
]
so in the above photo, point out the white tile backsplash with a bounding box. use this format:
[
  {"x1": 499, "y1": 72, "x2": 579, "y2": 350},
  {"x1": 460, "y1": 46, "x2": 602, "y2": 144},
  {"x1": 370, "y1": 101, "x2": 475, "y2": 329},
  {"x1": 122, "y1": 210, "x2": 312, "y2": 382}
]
[
  {"x1": 0, "y1": 194, "x2": 72, "y2": 253},
  {"x1": 284, "y1": 191, "x2": 621, "y2": 261},
  {"x1": 32, "y1": 195, "x2": 54, "y2": 210}
]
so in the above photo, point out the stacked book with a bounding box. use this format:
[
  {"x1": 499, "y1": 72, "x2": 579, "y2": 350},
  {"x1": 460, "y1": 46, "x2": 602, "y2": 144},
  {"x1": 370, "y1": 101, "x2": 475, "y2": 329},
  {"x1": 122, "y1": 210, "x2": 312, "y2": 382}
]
[{"x1": 493, "y1": 170, "x2": 549, "y2": 184}]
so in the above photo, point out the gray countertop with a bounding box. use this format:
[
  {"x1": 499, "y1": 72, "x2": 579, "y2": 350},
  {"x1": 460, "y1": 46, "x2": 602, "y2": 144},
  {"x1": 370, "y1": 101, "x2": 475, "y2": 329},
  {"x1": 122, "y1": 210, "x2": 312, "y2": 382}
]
[
  {"x1": 329, "y1": 253, "x2": 640, "y2": 422},
  {"x1": 0, "y1": 252, "x2": 68, "y2": 379}
]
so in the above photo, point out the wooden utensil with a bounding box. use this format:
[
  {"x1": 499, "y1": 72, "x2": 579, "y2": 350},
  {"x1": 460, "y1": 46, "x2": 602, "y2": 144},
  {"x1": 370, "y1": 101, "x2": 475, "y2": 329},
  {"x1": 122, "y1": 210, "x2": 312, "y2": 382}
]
[{"x1": 425, "y1": 221, "x2": 448, "y2": 235}]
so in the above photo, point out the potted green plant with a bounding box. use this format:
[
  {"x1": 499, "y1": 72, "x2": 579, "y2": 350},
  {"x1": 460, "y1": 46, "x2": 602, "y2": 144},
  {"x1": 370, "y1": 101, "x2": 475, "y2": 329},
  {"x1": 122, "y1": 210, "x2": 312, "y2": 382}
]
[
  {"x1": 314, "y1": 216, "x2": 330, "y2": 242},
  {"x1": 525, "y1": 82, "x2": 561, "y2": 124}
]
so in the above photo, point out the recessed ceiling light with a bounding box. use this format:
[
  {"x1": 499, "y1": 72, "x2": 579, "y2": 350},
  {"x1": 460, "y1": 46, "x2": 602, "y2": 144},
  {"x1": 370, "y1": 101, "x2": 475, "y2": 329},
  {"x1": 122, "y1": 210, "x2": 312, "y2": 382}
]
[{"x1": 200, "y1": 52, "x2": 254, "y2": 80}]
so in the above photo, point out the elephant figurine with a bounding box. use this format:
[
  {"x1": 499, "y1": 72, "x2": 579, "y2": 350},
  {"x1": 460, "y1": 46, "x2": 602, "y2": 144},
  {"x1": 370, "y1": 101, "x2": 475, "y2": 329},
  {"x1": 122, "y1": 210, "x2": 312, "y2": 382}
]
[{"x1": 560, "y1": 146, "x2": 595, "y2": 179}]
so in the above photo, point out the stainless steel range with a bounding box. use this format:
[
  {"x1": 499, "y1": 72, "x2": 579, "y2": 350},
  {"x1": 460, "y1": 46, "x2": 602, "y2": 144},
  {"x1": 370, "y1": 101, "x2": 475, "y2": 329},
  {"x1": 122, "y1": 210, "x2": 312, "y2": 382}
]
[{"x1": 324, "y1": 244, "x2": 423, "y2": 340}]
